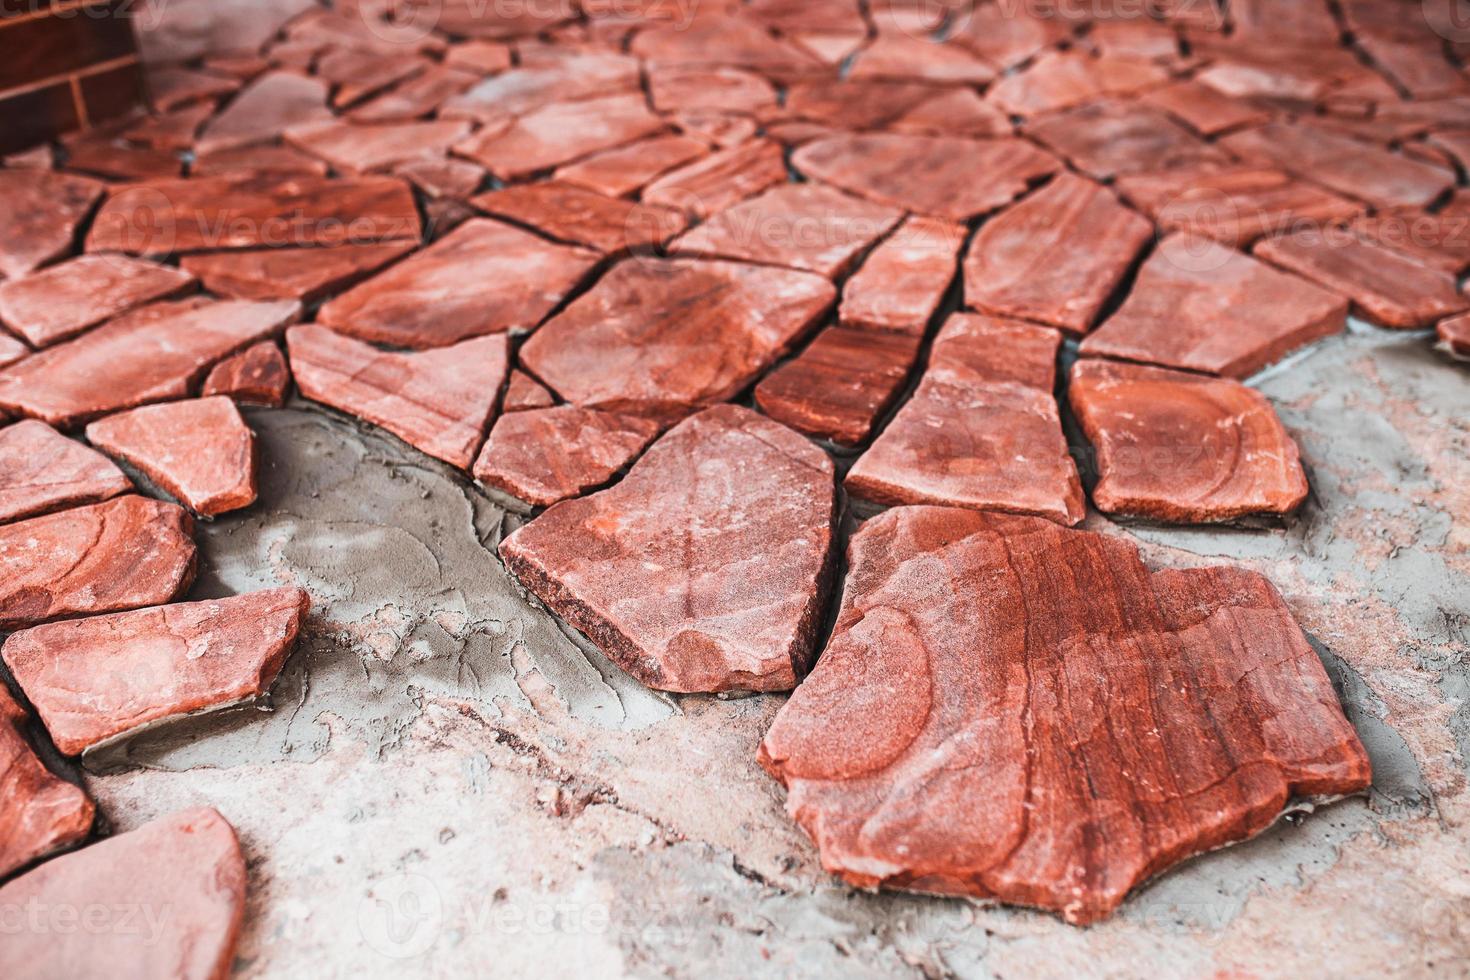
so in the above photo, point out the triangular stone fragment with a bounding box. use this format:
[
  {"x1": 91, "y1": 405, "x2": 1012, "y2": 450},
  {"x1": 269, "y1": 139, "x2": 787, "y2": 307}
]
[{"x1": 0, "y1": 419, "x2": 131, "y2": 525}]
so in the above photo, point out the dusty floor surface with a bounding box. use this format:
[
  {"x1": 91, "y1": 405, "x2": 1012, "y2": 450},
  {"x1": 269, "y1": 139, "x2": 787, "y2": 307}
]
[{"x1": 74, "y1": 323, "x2": 1469, "y2": 978}]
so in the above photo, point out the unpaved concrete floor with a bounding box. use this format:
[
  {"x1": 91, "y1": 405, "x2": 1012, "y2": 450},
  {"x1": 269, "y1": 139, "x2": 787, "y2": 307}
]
[{"x1": 84, "y1": 325, "x2": 1469, "y2": 978}]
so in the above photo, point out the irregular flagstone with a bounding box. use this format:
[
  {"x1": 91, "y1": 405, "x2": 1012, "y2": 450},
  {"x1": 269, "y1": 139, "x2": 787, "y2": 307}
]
[
  {"x1": 553, "y1": 135, "x2": 710, "y2": 198},
  {"x1": 453, "y1": 94, "x2": 666, "y2": 181},
  {"x1": 147, "y1": 67, "x2": 242, "y2": 112},
  {"x1": 501, "y1": 404, "x2": 836, "y2": 694},
  {"x1": 519, "y1": 258, "x2": 835, "y2": 420},
  {"x1": 348, "y1": 64, "x2": 482, "y2": 124},
  {"x1": 0, "y1": 298, "x2": 300, "y2": 429},
  {"x1": 191, "y1": 143, "x2": 330, "y2": 179},
  {"x1": 195, "y1": 71, "x2": 333, "y2": 154},
  {"x1": 648, "y1": 65, "x2": 778, "y2": 114},
  {"x1": 848, "y1": 35, "x2": 996, "y2": 86},
  {"x1": 950, "y1": 4, "x2": 1071, "y2": 69},
  {"x1": 394, "y1": 156, "x2": 486, "y2": 200},
  {"x1": 287, "y1": 325, "x2": 508, "y2": 469},
  {"x1": 435, "y1": 0, "x2": 576, "y2": 38},
  {"x1": 759, "y1": 505, "x2": 1372, "y2": 924},
  {"x1": 0, "y1": 496, "x2": 196, "y2": 631},
  {"x1": 201, "y1": 342, "x2": 290, "y2": 407},
  {"x1": 887, "y1": 88, "x2": 1012, "y2": 139},
  {"x1": 630, "y1": 14, "x2": 824, "y2": 81},
  {"x1": 1349, "y1": 197, "x2": 1470, "y2": 276},
  {"x1": 840, "y1": 216, "x2": 965, "y2": 334},
  {"x1": 0, "y1": 807, "x2": 246, "y2": 978},
  {"x1": 316, "y1": 219, "x2": 599, "y2": 349},
  {"x1": 181, "y1": 242, "x2": 415, "y2": 304},
  {"x1": 4, "y1": 588, "x2": 309, "y2": 756},
  {"x1": 669, "y1": 109, "x2": 758, "y2": 149},
  {"x1": 470, "y1": 182, "x2": 688, "y2": 254},
  {"x1": 0, "y1": 420, "x2": 131, "y2": 525},
  {"x1": 755, "y1": 327, "x2": 923, "y2": 447},
  {"x1": 792, "y1": 133, "x2": 1059, "y2": 222},
  {"x1": 88, "y1": 175, "x2": 422, "y2": 256},
  {"x1": 1439, "y1": 312, "x2": 1470, "y2": 358},
  {"x1": 988, "y1": 52, "x2": 1168, "y2": 117},
  {"x1": 473, "y1": 406, "x2": 662, "y2": 508},
  {"x1": 314, "y1": 49, "x2": 426, "y2": 108},
  {"x1": 445, "y1": 40, "x2": 513, "y2": 74},
  {"x1": 642, "y1": 139, "x2": 787, "y2": 219},
  {"x1": 1139, "y1": 79, "x2": 1271, "y2": 135},
  {"x1": 62, "y1": 139, "x2": 183, "y2": 182},
  {"x1": 0, "y1": 255, "x2": 196, "y2": 349},
  {"x1": 1026, "y1": 100, "x2": 1230, "y2": 181},
  {"x1": 670, "y1": 183, "x2": 903, "y2": 279},
  {"x1": 123, "y1": 104, "x2": 218, "y2": 153},
  {"x1": 846, "y1": 314, "x2": 1084, "y2": 525},
  {"x1": 1080, "y1": 234, "x2": 1349, "y2": 379},
  {"x1": 963, "y1": 174, "x2": 1153, "y2": 335},
  {"x1": 441, "y1": 51, "x2": 642, "y2": 125},
  {"x1": 0, "y1": 170, "x2": 106, "y2": 279},
  {"x1": 285, "y1": 119, "x2": 472, "y2": 173},
  {"x1": 1070, "y1": 359, "x2": 1309, "y2": 522},
  {"x1": 1253, "y1": 231, "x2": 1469, "y2": 329},
  {"x1": 503, "y1": 369, "x2": 556, "y2": 412},
  {"x1": 784, "y1": 79, "x2": 937, "y2": 131},
  {"x1": 85, "y1": 397, "x2": 257, "y2": 518},
  {"x1": 0, "y1": 685, "x2": 94, "y2": 878}
]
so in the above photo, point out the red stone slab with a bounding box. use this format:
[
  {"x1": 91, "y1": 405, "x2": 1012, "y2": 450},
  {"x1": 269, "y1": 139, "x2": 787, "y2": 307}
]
[
  {"x1": 1349, "y1": 195, "x2": 1470, "y2": 275},
  {"x1": 181, "y1": 242, "x2": 415, "y2": 305},
  {"x1": 474, "y1": 406, "x2": 661, "y2": 507},
  {"x1": 454, "y1": 93, "x2": 666, "y2": 181},
  {"x1": 123, "y1": 104, "x2": 218, "y2": 153},
  {"x1": 1026, "y1": 100, "x2": 1230, "y2": 181},
  {"x1": 1221, "y1": 123, "x2": 1454, "y2": 210},
  {"x1": 445, "y1": 39, "x2": 513, "y2": 74},
  {"x1": 887, "y1": 88, "x2": 1012, "y2": 139},
  {"x1": 553, "y1": 135, "x2": 710, "y2": 199},
  {"x1": 195, "y1": 71, "x2": 333, "y2": 154},
  {"x1": 441, "y1": 51, "x2": 642, "y2": 125},
  {"x1": 950, "y1": 5, "x2": 1071, "y2": 69},
  {"x1": 1254, "y1": 231, "x2": 1469, "y2": 329},
  {"x1": 1080, "y1": 234, "x2": 1348, "y2": 379},
  {"x1": 5, "y1": 587, "x2": 309, "y2": 755},
  {"x1": 435, "y1": 0, "x2": 575, "y2": 38},
  {"x1": 1070, "y1": 359, "x2": 1309, "y2": 522},
  {"x1": 642, "y1": 139, "x2": 787, "y2": 219},
  {"x1": 755, "y1": 327, "x2": 923, "y2": 447},
  {"x1": 501, "y1": 404, "x2": 835, "y2": 693},
  {"x1": 793, "y1": 134, "x2": 1059, "y2": 222},
  {"x1": 287, "y1": 325, "x2": 508, "y2": 470},
  {"x1": 147, "y1": 67, "x2": 242, "y2": 112},
  {"x1": 0, "y1": 808, "x2": 246, "y2": 978},
  {"x1": 0, "y1": 685, "x2": 93, "y2": 878},
  {"x1": 964, "y1": 174, "x2": 1152, "y2": 335},
  {"x1": 848, "y1": 35, "x2": 996, "y2": 85},
  {"x1": 1116, "y1": 165, "x2": 1363, "y2": 248},
  {"x1": 846, "y1": 314, "x2": 1083, "y2": 525},
  {"x1": 520, "y1": 258, "x2": 835, "y2": 420},
  {"x1": 503, "y1": 370, "x2": 556, "y2": 412},
  {"x1": 630, "y1": 14, "x2": 824, "y2": 81},
  {"x1": 1139, "y1": 79, "x2": 1271, "y2": 136},
  {"x1": 0, "y1": 496, "x2": 196, "y2": 631},
  {"x1": 316, "y1": 219, "x2": 599, "y2": 349},
  {"x1": 759, "y1": 506, "x2": 1371, "y2": 924},
  {"x1": 314, "y1": 49, "x2": 426, "y2": 109},
  {"x1": 784, "y1": 79, "x2": 937, "y2": 131},
  {"x1": 840, "y1": 216, "x2": 965, "y2": 334},
  {"x1": 1440, "y1": 312, "x2": 1470, "y2": 358},
  {"x1": 671, "y1": 183, "x2": 903, "y2": 279},
  {"x1": 88, "y1": 175, "x2": 421, "y2": 256},
  {"x1": 348, "y1": 64, "x2": 483, "y2": 124},
  {"x1": 285, "y1": 119, "x2": 472, "y2": 174},
  {"x1": 649, "y1": 65, "x2": 778, "y2": 114},
  {"x1": 989, "y1": 52, "x2": 1168, "y2": 117},
  {"x1": 670, "y1": 109, "x2": 759, "y2": 148},
  {"x1": 191, "y1": 143, "x2": 330, "y2": 179},
  {"x1": 86, "y1": 397, "x2": 257, "y2": 518},
  {"x1": 0, "y1": 298, "x2": 300, "y2": 429},
  {"x1": 201, "y1": 342, "x2": 290, "y2": 407},
  {"x1": 394, "y1": 156, "x2": 486, "y2": 200},
  {"x1": 0, "y1": 170, "x2": 106, "y2": 280},
  {"x1": 471, "y1": 182, "x2": 689, "y2": 254},
  {"x1": 0, "y1": 255, "x2": 195, "y2": 349},
  {"x1": 0, "y1": 420, "x2": 131, "y2": 525},
  {"x1": 63, "y1": 139, "x2": 183, "y2": 182}
]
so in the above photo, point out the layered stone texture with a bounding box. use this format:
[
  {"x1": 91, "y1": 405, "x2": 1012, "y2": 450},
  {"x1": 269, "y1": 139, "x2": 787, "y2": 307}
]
[
  {"x1": 474, "y1": 406, "x2": 662, "y2": 508},
  {"x1": 0, "y1": 420, "x2": 131, "y2": 525},
  {"x1": 0, "y1": 255, "x2": 195, "y2": 349},
  {"x1": 0, "y1": 685, "x2": 94, "y2": 878}
]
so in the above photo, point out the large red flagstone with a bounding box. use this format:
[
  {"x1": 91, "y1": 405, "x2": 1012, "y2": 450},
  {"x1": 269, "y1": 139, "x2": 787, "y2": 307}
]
[
  {"x1": 840, "y1": 216, "x2": 965, "y2": 334},
  {"x1": 62, "y1": 138, "x2": 183, "y2": 182},
  {"x1": 519, "y1": 258, "x2": 835, "y2": 420},
  {"x1": 85, "y1": 397, "x2": 258, "y2": 518},
  {"x1": 1350, "y1": 196, "x2": 1470, "y2": 276},
  {"x1": 649, "y1": 65, "x2": 778, "y2": 114},
  {"x1": 0, "y1": 420, "x2": 130, "y2": 525},
  {"x1": 642, "y1": 139, "x2": 788, "y2": 219},
  {"x1": 0, "y1": 298, "x2": 300, "y2": 429},
  {"x1": 0, "y1": 496, "x2": 196, "y2": 631},
  {"x1": 630, "y1": 14, "x2": 824, "y2": 81},
  {"x1": 349, "y1": 64, "x2": 482, "y2": 124},
  {"x1": 287, "y1": 325, "x2": 508, "y2": 470},
  {"x1": 314, "y1": 49, "x2": 426, "y2": 109},
  {"x1": 1138, "y1": 79, "x2": 1271, "y2": 136},
  {"x1": 0, "y1": 685, "x2": 94, "y2": 878},
  {"x1": 784, "y1": 79, "x2": 937, "y2": 131},
  {"x1": 793, "y1": 133, "x2": 1059, "y2": 222},
  {"x1": 963, "y1": 174, "x2": 1153, "y2": 334},
  {"x1": 473, "y1": 406, "x2": 662, "y2": 508},
  {"x1": 147, "y1": 67, "x2": 242, "y2": 112},
  {"x1": 0, "y1": 808, "x2": 247, "y2": 978},
  {"x1": 759, "y1": 506, "x2": 1371, "y2": 924},
  {"x1": 988, "y1": 51, "x2": 1168, "y2": 117},
  {"x1": 553, "y1": 135, "x2": 710, "y2": 198},
  {"x1": 1080, "y1": 234, "x2": 1349, "y2": 378},
  {"x1": 0, "y1": 255, "x2": 196, "y2": 349},
  {"x1": 181, "y1": 242, "x2": 415, "y2": 304},
  {"x1": 191, "y1": 143, "x2": 330, "y2": 179},
  {"x1": 441, "y1": 51, "x2": 642, "y2": 125},
  {"x1": 848, "y1": 35, "x2": 997, "y2": 85},
  {"x1": 4, "y1": 588, "x2": 309, "y2": 756},
  {"x1": 201, "y1": 342, "x2": 290, "y2": 407},
  {"x1": 0, "y1": 170, "x2": 106, "y2": 279},
  {"x1": 195, "y1": 71, "x2": 332, "y2": 154},
  {"x1": 454, "y1": 94, "x2": 666, "y2": 181},
  {"x1": 846, "y1": 314, "x2": 1083, "y2": 525},
  {"x1": 886, "y1": 88, "x2": 1012, "y2": 139},
  {"x1": 950, "y1": 4, "x2": 1070, "y2": 69},
  {"x1": 501, "y1": 404, "x2": 836, "y2": 694},
  {"x1": 1070, "y1": 359, "x2": 1310, "y2": 522},
  {"x1": 285, "y1": 118, "x2": 472, "y2": 174},
  {"x1": 503, "y1": 370, "x2": 556, "y2": 413},
  {"x1": 1025, "y1": 100, "x2": 1229, "y2": 181},
  {"x1": 394, "y1": 156, "x2": 486, "y2": 200},
  {"x1": 470, "y1": 182, "x2": 688, "y2": 254},
  {"x1": 316, "y1": 219, "x2": 599, "y2": 349}
]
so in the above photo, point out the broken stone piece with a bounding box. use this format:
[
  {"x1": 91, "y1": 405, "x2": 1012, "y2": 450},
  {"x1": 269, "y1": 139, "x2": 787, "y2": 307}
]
[
  {"x1": 648, "y1": 64, "x2": 778, "y2": 114},
  {"x1": 0, "y1": 420, "x2": 131, "y2": 525},
  {"x1": 848, "y1": 35, "x2": 996, "y2": 86},
  {"x1": 963, "y1": 174, "x2": 1153, "y2": 334},
  {"x1": 503, "y1": 370, "x2": 556, "y2": 412},
  {"x1": 839, "y1": 216, "x2": 965, "y2": 334},
  {"x1": 519, "y1": 258, "x2": 835, "y2": 420},
  {"x1": 0, "y1": 807, "x2": 247, "y2": 978},
  {"x1": 759, "y1": 505, "x2": 1372, "y2": 924},
  {"x1": 553, "y1": 134, "x2": 710, "y2": 199},
  {"x1": 394, "y1": 155, "x2": 486, "y2": 199},
  {"x1": 285, "y1": 118, "x2": 471, "y2": 174},
  {"x1": 4, "y1": 588, "x2": 309, "y2": 756},
  {"x1": 471, "y1": 182, "x2": 688, "y2": 254},
  {"x1": 195, "y1": 70, "x2": 332, "y2": 154},
  {"x1": 191, "y1": 143, "x2": 330, "y2": 179},
  {"x1": 453, "y1": 93, "x2": 666, "y2": 181},
  {"x1": 63, "y1": 138, "x2": 182, "y2": 182},
  {"x1": 988, "y1": 51, "x2": 1168, "y2": 117},
  {"x1": 886, "y1": 87, "x2": 1012, "y2": 139},
  {"x1": 181, "y1": 242, "x2": 415, "y2": 304},
  {"x1": 1079, "y1": 234, "x2": 1349, "y2": 378},
  {"x1": 784, "y1": 79, "x2": 935, "y2": 131},
  {"x1": 1069, "y1": 359, "x2": 1309, "y2": 522},
  {"x1": 85, "y1": 397, "x2": 258, "y2": 518},
  {"x1": 201, "y1": 342, "x2": 290, "y2": 407},
  {"x1": 288, "y1": 325, "x2": 507, "y2": 470},
  {"x1": 1139, "y1": 79, "x2": 1271, "y2": 135},
  {"x1": 0, "y1": 684, "x2": 94, "y2": 878},
  {"x1": 0, "y1": 170, "x2": 106, "y2": 279},
  {"x1": 1026, "y1": 100, "x2": 1229, "y2": 181},
  {"x1": 317, "y1": 219, "x2": 599, "y2": 349},
  {"x1": 501, "y1": 404, "x2": 835, "y2": 694},
  {"x1": 0, "y1": 496, "x2": 196, "y2": 631},
  {"x1": 642, "y1": 139, "x2": 787, "y2": 220},
  {"x1": 1439, "y1": 312, "x2": 1470, "y2": 359},
  {"x1": 473, "y1": 406, "x2": 661, "y2": 508},
  {"x1": 846, "y1": 314, "x2": 1084, "y2": 525},
  {"x1": 0, "y1": 255, "x2": 196, "y2": 349}
]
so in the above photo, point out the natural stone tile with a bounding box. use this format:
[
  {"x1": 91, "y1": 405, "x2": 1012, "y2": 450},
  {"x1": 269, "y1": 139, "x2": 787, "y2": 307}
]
[
  {"x1": 642, "y1": 139, "x2": 787, "y2": 219},
  {"x1": 848, "y1": 35, "x2": 996, "y2": 85},
  {"x1": 201, "y1": 342, "x2": 290, "y2": 407},
  {"x1": 471, "y1": 182, "x2": 688, "y2": 254},
  {"x1": 0, "y1": 255, "x2": 195, "y2": 349},
  {"x1": 453, "y1": 93, "x2": 666, "y2": 181},
  {"x1": 1026, "y1": 99, "x2": 1230, "y2": 181},
  {"x1": 195, "y1": 71, "x2": 332, "y2": 154},
  {"x1": 0, "y1": 171, "x2": 106, "y2": 279},
  {"x1": 0, "y1": 420, "x2": 131, "y2": 525},
  {"x1": 840, "y1": 216, "x2": 965, "y2": 334},
  {"x1": 0, "y1": 684, "x2": 94, "y2": 878},
  {"x1": 553, "y1": 135, "x2": 710, "y2": 199},
  {"x1": 181, "y1": 242, "x2": 416, "y2": 304},
  {"x1": 190, "y1": 143, "x2": 330, "y2": 179},
  {"x1": 348, "y1": 65, "x2": 483, "y2": 123},
  {"x1": 648, "y1": 65, "x2": 778, "y2": 114},
  {"x1": 503, "y1": 369, "x2": 556, "y2": 412},
  {"x1": 1139, "y1": 79, "x2": 1271, "y2": 135},
  {"x1": 474, "y1": 405, "x2": 661, "y2": 507},
  {"x1": 285, "y1": 118, "x2": 472, "y2": 173},
  {"x1": 988, "y1": 52, "x2": 1168, "y2": 117}
]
